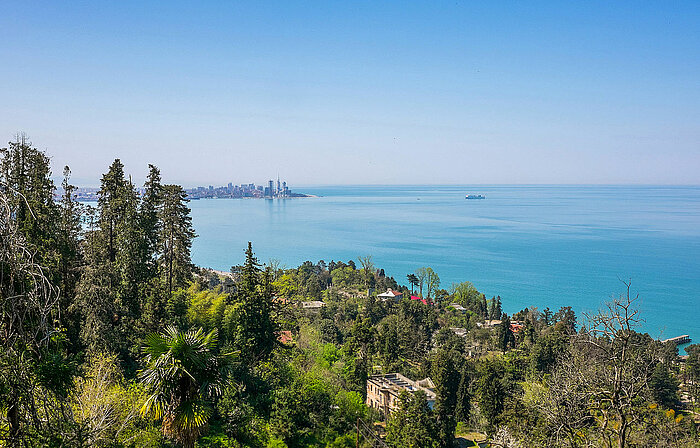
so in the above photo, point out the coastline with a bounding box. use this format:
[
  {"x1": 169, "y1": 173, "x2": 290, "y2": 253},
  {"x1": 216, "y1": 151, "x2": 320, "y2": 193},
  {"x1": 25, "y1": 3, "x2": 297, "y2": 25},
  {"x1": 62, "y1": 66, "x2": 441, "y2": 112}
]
[{"x1": 189, "y1": 184, "x2": 700, "y2": 344}]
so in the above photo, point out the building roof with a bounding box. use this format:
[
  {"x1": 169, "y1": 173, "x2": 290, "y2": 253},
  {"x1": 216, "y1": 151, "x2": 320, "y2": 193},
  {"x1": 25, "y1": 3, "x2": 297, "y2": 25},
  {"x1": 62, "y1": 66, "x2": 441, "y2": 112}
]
[
  {"x1": 409, "y1": 295, "x2": 432, "y2": 305},
  {"x1": 273, "y1": 296, "x2": 289, "y2": 305},
  {"x1": 476, "y1": 319, "x2": 502, "y2": 328},
  {"x1": 367, "y1": 373, "x2": 436, "y2": 402},
  {"x1": 448, "y1": 303, "x2": 467, "y2": 312},
  {"x1": 378, "y1": 289, "x2": 403, "y2": 298},
  {"x1": 450, "y1": 327, "x2": 468, "y2": 338},
  {"x1": 301, "y1": 300, "x2": 326, "y2": 309},
  {"x1": 510, "y1": 323, "x2": 524, "y2": 333},
  {"x1": 277, "y1": 330, "x2": 293, "y2": 344}
]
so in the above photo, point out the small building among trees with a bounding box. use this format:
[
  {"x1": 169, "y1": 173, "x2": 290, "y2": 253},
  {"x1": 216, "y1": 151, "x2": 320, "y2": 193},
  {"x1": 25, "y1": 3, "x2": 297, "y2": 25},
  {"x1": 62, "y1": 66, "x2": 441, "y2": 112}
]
[
  {"x1": 366, "y1": 373, "x2": 436, "y2": 417},
  {"x1": 377, "y1": 288, "x2": 403, "y2": 301}
]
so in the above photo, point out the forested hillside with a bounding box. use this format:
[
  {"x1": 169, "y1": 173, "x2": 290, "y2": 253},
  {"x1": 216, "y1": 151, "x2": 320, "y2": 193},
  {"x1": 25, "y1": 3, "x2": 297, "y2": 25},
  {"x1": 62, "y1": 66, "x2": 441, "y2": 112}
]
[{"x1": 2, "y1": 135, "x2": 699, "y2": 447}]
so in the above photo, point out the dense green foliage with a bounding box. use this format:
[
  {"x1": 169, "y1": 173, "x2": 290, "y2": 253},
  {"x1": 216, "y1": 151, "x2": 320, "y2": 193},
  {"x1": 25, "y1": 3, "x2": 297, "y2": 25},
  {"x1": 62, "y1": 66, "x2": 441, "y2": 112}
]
[
  {"x1": 140, "y1": 327, "x2": 231, "y2": 448},
  {"x1": 1, "y1": 135, "x2": 699, "y2": 447}
]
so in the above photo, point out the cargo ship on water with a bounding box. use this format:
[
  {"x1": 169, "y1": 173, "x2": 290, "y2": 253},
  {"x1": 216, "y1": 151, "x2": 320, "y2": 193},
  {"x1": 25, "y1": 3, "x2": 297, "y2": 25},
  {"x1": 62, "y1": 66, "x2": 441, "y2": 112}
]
[{"x1": 465, "y1": 194, "x2": 486, "y2": 199}]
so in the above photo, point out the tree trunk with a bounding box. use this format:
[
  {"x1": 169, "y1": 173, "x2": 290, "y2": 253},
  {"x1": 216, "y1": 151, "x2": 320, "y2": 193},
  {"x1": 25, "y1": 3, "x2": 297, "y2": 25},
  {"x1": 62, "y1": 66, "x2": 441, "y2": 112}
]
[
  {"x1": 168, "y1": 229, "x2": 174, "y2": 295},
  {"x1": 8, "y1": 396, "x2": 19, "y2": 447}
]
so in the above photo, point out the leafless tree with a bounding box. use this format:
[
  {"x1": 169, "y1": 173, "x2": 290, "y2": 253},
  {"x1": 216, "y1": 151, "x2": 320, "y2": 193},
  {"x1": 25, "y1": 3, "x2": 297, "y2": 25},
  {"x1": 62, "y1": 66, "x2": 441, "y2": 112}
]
[
  {"x1": 0, "y1": 186, "x2": 79, "y2": 445},
  {"x1": 534, "y1": 282, "x2": 669, "y2": 448},
  {"x1": 490, "y1": 427, "x2": 524, "y2": 448},
  {"x1": 267, "y1": 258, "x2": 284, "y2": 281},
  {"x1": 358, "y1": 255, "x2": 375, "y2": 293},
  {"x1": 71, "y1": 353, "x2": 147, "y2": 447}
]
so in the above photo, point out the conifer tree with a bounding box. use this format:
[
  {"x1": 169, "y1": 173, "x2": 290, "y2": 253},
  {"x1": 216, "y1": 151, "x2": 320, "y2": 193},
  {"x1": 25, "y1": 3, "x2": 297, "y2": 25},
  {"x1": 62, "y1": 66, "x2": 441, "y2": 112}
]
[
  {"x1": 59, "y1": 166, "x2": 82, "y2": 285},
  {"x1": 344, "y1": 317, "x2": 373, "y2": 395},
  {"x1": 431, "y1": 350, "x2": 459, "y2": 448},
  {"x1": 78, "y1": 159, "x2": 142, "y2": 357},
  {"x1": 406, "y1": 273, "x2": 419, "y2": 294},
  {"x1": 113, "y1": 174, "x2": 143, "y2": 320},
  {"x1": 0, "y1": 137, "x2": 79, "y2": 445},
  {"x1": 141, "y1": 164, "x2": 162, "y2": 277},
  {"x1": 455, "y1": 362, "x2": 471, "y2": 423},
  {"x1": 138, "y1": 165, "x2": 165, "y2": 333},
  {"x1": 477, "y1": 359, "x2": 506, "y2": 434},
  {"x1": 1, "y1": 135, "x2": 83, "y2": 347},
  {"x1": 58, "y1": 166, "x2": 84, "y2": 347},
  {"x1": 498, "y1": 314, "x2": 515, "y2": 353},
  {"x1": 386, "y1": 391, "x2": 440, "y2": 448},
  {"x1": 159, "y1": 184, "x2": 195, "y2": 295},
  {"x1": 228, "y1": 243, "x2": 277, "y2": 363},
  {"x1": 479, "y1": 294, "x2": 488, "y2": 318},
  {"x1": 98, "y1": 159, "x2": 129, "y2": 263},
  {"x1": 0, "y1": 134, "x2": 62, "y2": 281},
  {"x1": 488, "y1": 296, "x2": 502, "y2": 320}
]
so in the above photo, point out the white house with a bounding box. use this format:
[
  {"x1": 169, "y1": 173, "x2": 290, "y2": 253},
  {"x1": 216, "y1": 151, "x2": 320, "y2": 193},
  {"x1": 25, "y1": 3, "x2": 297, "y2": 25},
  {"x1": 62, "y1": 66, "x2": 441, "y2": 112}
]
[{"x1": 377, "y1": 288, "x2": 403, "y2": 301}]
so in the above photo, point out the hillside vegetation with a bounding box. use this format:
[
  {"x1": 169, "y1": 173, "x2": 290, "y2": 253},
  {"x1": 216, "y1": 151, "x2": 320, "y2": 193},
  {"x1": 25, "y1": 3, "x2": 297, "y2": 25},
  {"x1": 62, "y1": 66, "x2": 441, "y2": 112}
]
[{"x1": 2, "y1": 135, "x2": 700, "y2": 447}]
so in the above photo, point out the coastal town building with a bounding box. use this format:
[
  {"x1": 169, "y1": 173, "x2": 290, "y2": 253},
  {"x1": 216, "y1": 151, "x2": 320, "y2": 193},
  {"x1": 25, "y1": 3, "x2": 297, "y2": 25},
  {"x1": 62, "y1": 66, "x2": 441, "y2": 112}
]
[
  {"x1": 377, "y1": 288, "x2": 403, "y2": 301},
  {"x1": 276, "y1": 330, "x2": 294, "y2": 345},
  {"x1": 366, "y1": 373, "x2": 436, "y2": 417},
  {"x1": 300, "y1": 300, "x2": 326, "y2": 311},
  {"x1": 476, "y1": 319, "x2": 502, "y2": 328},
  {"x1": 450, "y1": 327, "x2": 468, "y2": 338},
  {"x1": 446, "y1": 328, "x2": 485, "y2": 357},
  {"x1": 410, "y1": 295, "x2": 432, "y2": 306},
  {"x1": 510, "y1": 322, "x2": 525, "y2": 333}
]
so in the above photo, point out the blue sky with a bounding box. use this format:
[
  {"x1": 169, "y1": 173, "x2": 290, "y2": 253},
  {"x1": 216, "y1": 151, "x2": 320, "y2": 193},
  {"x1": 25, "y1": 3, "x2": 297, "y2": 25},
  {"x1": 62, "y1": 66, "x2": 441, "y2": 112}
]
[{"x1": 1, "y1": 1, "x2": 698, "y2": 186}]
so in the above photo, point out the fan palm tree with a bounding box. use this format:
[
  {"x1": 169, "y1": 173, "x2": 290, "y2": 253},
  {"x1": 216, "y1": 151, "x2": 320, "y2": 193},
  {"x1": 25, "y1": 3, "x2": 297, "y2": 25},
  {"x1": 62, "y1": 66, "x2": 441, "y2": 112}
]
[{"x1": 139, "y1": 326, "x2": 232, "y2": 448}]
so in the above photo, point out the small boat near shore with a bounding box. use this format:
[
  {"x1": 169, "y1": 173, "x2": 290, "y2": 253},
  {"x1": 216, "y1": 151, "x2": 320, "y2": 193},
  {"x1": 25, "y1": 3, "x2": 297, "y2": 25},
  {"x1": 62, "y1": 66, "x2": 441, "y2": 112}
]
[{"x1": 465, "y1": 194, "x2": 485, "y2": 199}]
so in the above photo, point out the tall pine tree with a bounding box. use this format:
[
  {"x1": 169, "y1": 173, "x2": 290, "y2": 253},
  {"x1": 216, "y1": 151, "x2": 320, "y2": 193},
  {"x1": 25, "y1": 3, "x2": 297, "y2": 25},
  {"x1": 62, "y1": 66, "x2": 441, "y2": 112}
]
[
  {"x1": 0, "y1": 134, "x2": 63, "y2": 284},
  {"x1": 141, "y1": 164, "x2": 162, "y2": 277},
  {"x1": 158, "y1": 184, "x2": 195, "y2": 295},
  {"x1": 138, "y1": 165, "x2": 166, "y2": 333},
  {"x1": 58, "y1": 166, "x2": 83, "y2": 348},
  {"x1": 77, "y1": 159, "x2": 143, "y2": 360},
  {"x1": 227, "y1": 243, "x2": 277, "y2": 364},
  {"x1": 455, "y1": 361, "x2": 472, "y2": 424},
  {"x1": 431, "y1": 350, "x2": 460, "y2": 448}
]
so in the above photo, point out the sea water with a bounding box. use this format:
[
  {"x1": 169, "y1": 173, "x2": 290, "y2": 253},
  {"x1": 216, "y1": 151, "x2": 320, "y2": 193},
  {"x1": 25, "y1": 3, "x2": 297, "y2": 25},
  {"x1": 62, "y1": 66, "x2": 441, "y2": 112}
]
[{"x1": 189, "y1": 185, "x2": 700, "y2": 344}]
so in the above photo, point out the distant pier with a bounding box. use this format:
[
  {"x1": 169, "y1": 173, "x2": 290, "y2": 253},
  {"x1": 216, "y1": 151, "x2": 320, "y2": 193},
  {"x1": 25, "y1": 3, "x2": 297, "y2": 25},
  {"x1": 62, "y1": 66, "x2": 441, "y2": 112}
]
[{"x1": 661, "y1": 335, "x2": 691, "y2": 345}]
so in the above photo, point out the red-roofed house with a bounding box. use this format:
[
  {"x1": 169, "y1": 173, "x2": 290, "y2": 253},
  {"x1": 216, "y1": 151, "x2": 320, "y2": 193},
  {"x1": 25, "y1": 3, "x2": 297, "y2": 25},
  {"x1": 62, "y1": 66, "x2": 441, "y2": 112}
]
[
  {"x1": 277, "y1": 330, "x2": 293, "y2": 345},
  {"x1": 410, "y1": 295, "x2": 433, "y2": 306},
  {"x1": 510, "y1": 323, "x2": 524, "y2": 333}
]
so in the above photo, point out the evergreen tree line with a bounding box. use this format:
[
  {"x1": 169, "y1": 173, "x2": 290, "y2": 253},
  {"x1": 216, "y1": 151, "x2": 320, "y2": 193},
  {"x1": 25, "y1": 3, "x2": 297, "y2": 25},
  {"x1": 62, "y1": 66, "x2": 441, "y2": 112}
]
[{"x1": 0, "y1": 135, "x2": 204, "y2": 446}]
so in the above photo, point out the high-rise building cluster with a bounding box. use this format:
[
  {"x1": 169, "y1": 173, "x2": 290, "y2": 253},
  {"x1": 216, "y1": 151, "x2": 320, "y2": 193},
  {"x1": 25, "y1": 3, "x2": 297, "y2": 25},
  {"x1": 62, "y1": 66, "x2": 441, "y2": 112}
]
[
  {"x1": 263, "y1": 176, "x2": 289, "y2": 198},
  {"x1": 185, "y1": 177, "x2": 301, "y2": 199}
]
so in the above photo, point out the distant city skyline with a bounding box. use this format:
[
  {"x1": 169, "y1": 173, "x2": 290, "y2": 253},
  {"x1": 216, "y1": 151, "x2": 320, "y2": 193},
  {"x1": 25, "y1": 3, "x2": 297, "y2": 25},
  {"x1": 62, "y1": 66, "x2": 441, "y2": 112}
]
[
  {"x1": 53, "y1": 177, "x2": 310, "y2": 204},
  {"x1": 184, "y1": 177, "x2": 305, "y2": 199},
  {"x1": 2, "y1": 1, "x2": 699, "y2": 186}
]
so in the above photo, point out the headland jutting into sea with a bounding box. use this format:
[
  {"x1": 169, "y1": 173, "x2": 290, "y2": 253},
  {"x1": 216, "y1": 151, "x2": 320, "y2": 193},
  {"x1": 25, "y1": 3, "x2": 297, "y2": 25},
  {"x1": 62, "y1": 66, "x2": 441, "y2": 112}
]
[
  {"x1": 62, "y1": 177, "x2": 311, "y2": 201},
  {"x1": 185, "y1": 177, "x2": 310, "y2": 199}
]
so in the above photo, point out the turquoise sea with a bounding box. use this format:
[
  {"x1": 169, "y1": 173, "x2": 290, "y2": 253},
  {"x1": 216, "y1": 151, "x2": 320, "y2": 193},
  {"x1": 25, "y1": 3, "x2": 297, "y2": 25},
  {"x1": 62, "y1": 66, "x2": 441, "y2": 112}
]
[{"x1": 189, "y1": 185, "x2": 700, "y2": 344}]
